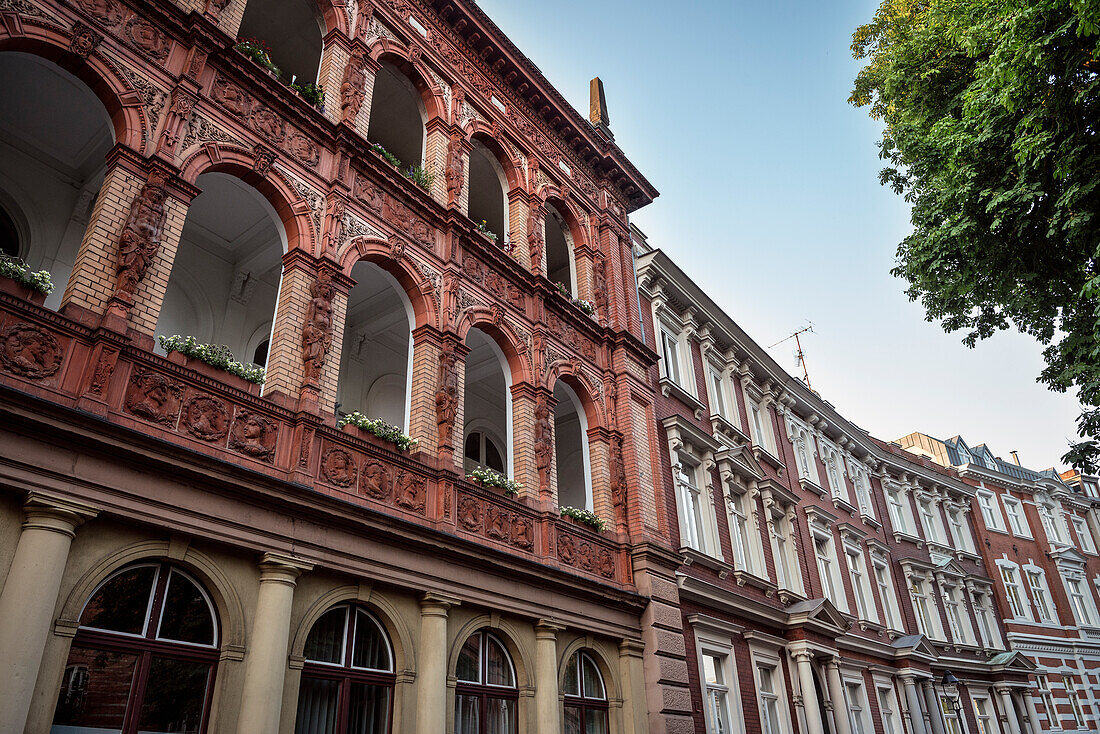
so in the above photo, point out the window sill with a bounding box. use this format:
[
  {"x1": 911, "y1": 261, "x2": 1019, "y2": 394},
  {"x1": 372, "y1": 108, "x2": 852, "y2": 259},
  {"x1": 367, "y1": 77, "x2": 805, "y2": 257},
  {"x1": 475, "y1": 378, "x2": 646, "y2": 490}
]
[
  {"x1": 660, "y1": 377, "x2": 705, "y2": 420},
  {"x1": 680, "y1": 546, "x2": 733, "y2": 579},
  {"x1": 798, "y1": 477, "x2": 828, "y2": 499},
  {"x1": 859, "y1": 512, "x2": 881, "y2": 530},
  {"x1": 711, "y1": 413, "x2": 749, "y2": 445},
  {"x1": 829, "y1": 494, "x2": 857, "y2": 516},
  {"x1": 752, "y1": 445, "x2": 785, "y2": 472},
  {"x1": 731, "y1": 569, "x2": 779, "y2": 596},
  {"x1": 956, "y1": 549, "x2": 983, "y2": 562},
  {"x1": 892, "y1": 530, "x2": 924, "y2": 549},
  {"x1": 856, "y1": 618, "x2": 886, "y2": 634}
]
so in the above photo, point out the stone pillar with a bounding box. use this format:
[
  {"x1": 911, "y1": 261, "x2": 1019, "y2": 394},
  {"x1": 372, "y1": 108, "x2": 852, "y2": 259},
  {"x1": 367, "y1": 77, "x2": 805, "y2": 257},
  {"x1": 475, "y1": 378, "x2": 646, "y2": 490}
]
[
  {"x1": 995, "y1": 686, "x2": 1022, "y2": 734},
  {"x1": 235, "y1": 553, "x2": 312, "y2": 734},
  {"x1": 534, "y1": 621, "x2": 563, "y2": 734},
  {"x1": 618, "y1": 639, "x2": 649, "y2": 734},
  {"x1": 415, "y1": 592, "x2": 460, "y2": 734},
  {"x1": 922, "y1": 681, "x2": 947, "y2": 734},
  {"x1": 317, "y1": 33, "x2": 351, "y2": 126},
  {"x1": 1022, "y1": 688, "x2": 1043, "y2": 734},
  {"x1": 425, "y1": 118, "x2": 452, "y2": 208},
  {"x1": 824, "y1": 657, "x2": 853, "y2": 734},
  {"x1": 791, "y1": 648, "x2": 824, "y2": 734},
  {"x1": 901, "y1": 675, "x2": 929, "y2": 734},
  {"x1": 510, "y1": 382, "x2": 540, "y2": 502},
  {"x1": 0, "y1": 493, "x2": 97, "y2": 734}
]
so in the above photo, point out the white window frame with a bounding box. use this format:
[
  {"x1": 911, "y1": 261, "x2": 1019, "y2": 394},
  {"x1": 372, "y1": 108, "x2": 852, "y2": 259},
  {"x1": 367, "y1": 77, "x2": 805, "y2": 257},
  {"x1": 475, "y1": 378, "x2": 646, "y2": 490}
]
[
  {"x1": 675, "y1": 456, "x2": 715, "y2": 556},
  {"x1": 768, "y1": 501, "x2": 803, "y2": 595},
  {"x1": 1035, "y1": 675, "x2": 1059, "y2": 730},
  {"x1": 969, "y1": 586, "x2": 1004, "y2": 649},
  {"x1": 976, "y1": 490, "x2": 1005, "y2": 532},
  {"x1": 844, "y1": 678, "x2": 873, "y2": 734},
  {"x1": 691, "y1": 621, "x2": 746, "y2": 734},
  {"x1": 813, "y1": 530, "x2": 845, "y2": 611},
  {"x1": 998, "y1": 562, "x2": 1032, "y2": 621},
  {"x1": 940, "y1": 693, "x2": 964, "y2": 734},
  {"x1": 971, "y1": 692, "x2": 997, "y2": 734},
  {"x1": 941, "y1": 581, "x2": 974, "y2": 645},
  {"x1": 872, "y1": 555, "x2": 902, "y2": 632},
  {"x1": 659, "y1": 327, "x2": 684, "y2": 387},
  {"x1": 1063, "y1": 574, "x2": 1098, "y2": 626},
  {"x1": 707, "y1": 364, "x2": 733, "y2": 424},
  {"x1": 884, "y1": 481, "x2": 917, "y2": 537},
  {"x1": 746, "y1": 397, "x2": 777, "y2": 456},
  {"x1": 875, "y1": 682, "x2": 903, "y2": 734},
  {"x1": 1038, "y1": 501, "x2": 1066, "y2": 546},
  {"x1": 907, "y1": 570, "x2": 946, "y2": 640},
  {"x1": 849, "y1": 461, "x2": 875, "y2": 519},
  {"x1": 945, "y1": 506, "x2": 974, "y2": 553},
  {"x1": 750, "y1": 650, "x2": 792, "y2": 734},
  {"x1": 726, "y1": 485, "x2": 761, "y2": 576},
  {"x1": 1064, "y1": 675, "x2": 1086, "y2": 728},
  {"x1": 847, "y1": 545, "x2": 877, "y2": 624},
  {"x1": 1024, "y1": 565, "x2": 1057, "y2": 624},
  {"x1": 1070, "y1": 515, "x2": 1096, "y2": 554},
  {"x1": 1002, "y1": 495, "x2": 1029, "y2": 537},
  {"x1": 918, "y1": 496, "x2": 946, "y2": 545}
]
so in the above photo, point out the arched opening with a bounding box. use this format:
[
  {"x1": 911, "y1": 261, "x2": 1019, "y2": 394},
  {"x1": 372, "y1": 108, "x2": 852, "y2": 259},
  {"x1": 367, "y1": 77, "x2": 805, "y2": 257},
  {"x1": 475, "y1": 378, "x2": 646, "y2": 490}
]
[
  {"x1": 0, "y1": 52, "x2": 114, "y2": 308},
  {"x1": 51, "y1": 561, "x2": 219, "y2": 733},
  {"x1": 366, "y1": 61, "x2": 426, "y2": 170},
  {"x1": 454, "y1": 630, "x2": 517, "y2": 734},
  {"x1": 563, "y1": 650, "x2": 608, "y2": 734},
  {"x1": 294, "y1": 604, "x2": 395, "y2": 734},
  {"x1": 544, "y1": 202, "x2": 576, "y2": 295},
  {"x1": 155, "y1": 172, "x2": 286, "y2": 375},
  {"x1": 463, "y1": 327, "x2": 511, "y2": 476},
  {"x1": 467, "y1": 138, "x2": 508, "y2": 244},
  {"x1": 336, "y1": 261, "x2": 413, "y2": 429},
  {"x1": 237, "y1": 0, "x2": 324, "y2": 84},
  {"x1": 554, "y1": 380, "x2": 592, "y2": 511}
]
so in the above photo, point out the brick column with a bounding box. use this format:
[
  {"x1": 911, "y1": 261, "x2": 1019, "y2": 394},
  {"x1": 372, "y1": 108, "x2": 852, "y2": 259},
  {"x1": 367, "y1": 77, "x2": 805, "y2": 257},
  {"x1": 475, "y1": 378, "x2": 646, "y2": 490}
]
[
  {"x1": 0, "y1": 493, "x2": 97, "y2": 733},
  {"x1": 317, "y1": 32, "x2": 352, "y2": 127},
  {"x1": 61, "y1": 148, "x2": 193, "y2": 338},
  {"x1": 587, "y1": 427, "x2": 613, "y2": 522},
  {"x1": 424, "y1": 118, "x2": 452, "y2": 208},
  {"x1": 510, "y1": 382, "x2": 540, "y2": 501}
]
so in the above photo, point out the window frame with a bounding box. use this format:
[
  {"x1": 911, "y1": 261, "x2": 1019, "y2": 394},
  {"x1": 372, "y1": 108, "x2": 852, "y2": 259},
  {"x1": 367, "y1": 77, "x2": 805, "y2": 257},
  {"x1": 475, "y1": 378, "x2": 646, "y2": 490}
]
[
  {"x1": 872, "y1": 556, "x2": 902, "y2": 632},
  {"x1": 562, "y1": 650, "x2": 609, "y2": 734},
  {"x1": 1036, "y1": 675, "x2": 1059, "y2": 731},
  {"x1": 1001, "y1": 495, "x2": 1029, "y2": 537},
  {"x1": 1024, "y1": 567, "x2": 1057, "y2": 624},
  {"x1": 1070, "y1": 515, "x2": 1097, "y2": 554},
  {"x1": 976, "y1": 490, "x2": 1005, "y2": 532},
  {"x1": 454, "y1": 630, "x2": 519, "y2": 734},
  {"x1": 998, "y1": 563, "x2": 1032, "y2": 621}
]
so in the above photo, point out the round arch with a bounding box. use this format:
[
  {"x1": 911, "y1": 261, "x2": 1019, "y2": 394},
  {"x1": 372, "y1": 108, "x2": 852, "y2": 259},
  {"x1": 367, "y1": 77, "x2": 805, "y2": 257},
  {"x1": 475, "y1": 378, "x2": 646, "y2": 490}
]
[
  {"x1": 465, "y1": 124, "x2": 524, "y2": 192},
  {"x1": 447, "y1": 615, "x2": 533, "y2": 691},
  {"x1": 455, "y1": 309, "x2": 529, "y2": 386},
  {"x1": 556, "y1": 636, "x2": 621, "y2": 702},
  {"x1": 179, "y1": 144, "x2": 310, "y2": 254},
  {"x1": 545, "y1": 363, "x2": 603, "y2": 430},
  {"x1": 338, "y1": 236, "x2": 438, "y2": 329},
  {"x1": 541, "y1": 194, "x2": 588, "y2": 249},
  {"x1": 55, "y1": 540, "x2": 246, "y2": 654},
  {"x1": 0, "y1": 31, "x2": 144, "y2": 153},
  {"x1": 369, "y1": 40, "x2": 447, "y2": 122},
  {"x1": 289, "y1": 585, "x2": 415, "y2": 676}
]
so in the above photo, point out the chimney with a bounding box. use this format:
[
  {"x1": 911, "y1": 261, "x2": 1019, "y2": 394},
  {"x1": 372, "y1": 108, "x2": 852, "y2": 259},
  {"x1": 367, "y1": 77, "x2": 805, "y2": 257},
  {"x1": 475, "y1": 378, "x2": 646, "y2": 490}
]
[
  {"x1": 1010, "y1": 451, "x2": 1021, "y2": 466},
  {"x1": 590, "y1": 77, "x2": 613, "y2": 140}
]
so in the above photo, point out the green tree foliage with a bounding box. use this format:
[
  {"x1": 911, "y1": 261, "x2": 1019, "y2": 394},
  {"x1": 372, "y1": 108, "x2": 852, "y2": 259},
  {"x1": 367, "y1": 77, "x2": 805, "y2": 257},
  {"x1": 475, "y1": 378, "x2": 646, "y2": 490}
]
[{"x1": 851, "y1": 0, "x2": 1100, "y2": 469}]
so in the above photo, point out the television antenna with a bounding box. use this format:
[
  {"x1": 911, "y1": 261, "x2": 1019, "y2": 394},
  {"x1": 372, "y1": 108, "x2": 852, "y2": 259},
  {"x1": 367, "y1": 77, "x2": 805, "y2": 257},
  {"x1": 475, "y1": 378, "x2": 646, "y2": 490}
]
[{"x1": 769, "y1": 323, "x2": 815, "y2": 390}]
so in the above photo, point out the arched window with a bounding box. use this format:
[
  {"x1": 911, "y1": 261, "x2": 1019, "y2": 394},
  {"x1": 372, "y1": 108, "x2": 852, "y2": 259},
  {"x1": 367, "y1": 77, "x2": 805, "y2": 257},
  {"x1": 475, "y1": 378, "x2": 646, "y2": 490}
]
[
  {"x1": 52, "y1": 562, "x2": 219, "y2": 734},
  {"x1": 467, "y1": 139, "x2": 508, "y2": 244},
  {"x1": 563, "y1": 651, "x2": 608, "y2": 734},
  {"x1": 237, "y1": 0, "x2": 324, "y2": 84},
  {"x1": 465, "y1": 430, "x2": 505, "y2": 474},
  {"x1": 0, "y1": 205, "x2": 18, "y2": 258},
  {"x1": 253, "y1": 338, "x2": 270, "y2": 367},
  {"x1": 554, "y1": 381, "x2": 592, "y2": 511},
  {"x1": 544, "y1": 203, "x2": 575, "y2": 295},
  {"x1": 295, "y1": 604, "x2": 395, "y2": 734},
  {"x1": 455, "y1": 630, "x2": 517, "y2": 734},
  {"x1": 367, "y1": 61, "x2": 426, "y2": 170}
]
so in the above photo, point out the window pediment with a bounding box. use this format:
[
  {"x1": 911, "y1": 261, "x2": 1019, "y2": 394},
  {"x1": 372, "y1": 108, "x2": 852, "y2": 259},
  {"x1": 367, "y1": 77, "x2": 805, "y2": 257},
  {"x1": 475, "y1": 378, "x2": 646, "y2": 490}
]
[{"x1": 716, "y1": 444, "x2": 764, "y2": 487}]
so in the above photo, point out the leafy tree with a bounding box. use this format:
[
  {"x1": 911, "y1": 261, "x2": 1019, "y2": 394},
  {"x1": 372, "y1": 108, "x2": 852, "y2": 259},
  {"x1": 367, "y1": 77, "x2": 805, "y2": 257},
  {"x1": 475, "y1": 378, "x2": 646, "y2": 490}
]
[{"x1": 850, "y1": 0, "x2": 1100, "y2": 469}]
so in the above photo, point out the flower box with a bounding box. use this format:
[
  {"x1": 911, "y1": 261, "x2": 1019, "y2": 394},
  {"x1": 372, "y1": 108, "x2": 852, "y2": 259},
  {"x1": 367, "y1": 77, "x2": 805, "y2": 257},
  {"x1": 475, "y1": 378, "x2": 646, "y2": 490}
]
[
  {"x1": 166, "y1": 351, "x2": 261, "y2": 395},
  {"x1": 0, "y1": 274, "x2": 47, "y2": 306},
  {"x1": 339, "y1": 422, "x2": 408, "y2": 453},
  {"x1": 338, "y1": 412, "x2": 418, "y2": 453}
]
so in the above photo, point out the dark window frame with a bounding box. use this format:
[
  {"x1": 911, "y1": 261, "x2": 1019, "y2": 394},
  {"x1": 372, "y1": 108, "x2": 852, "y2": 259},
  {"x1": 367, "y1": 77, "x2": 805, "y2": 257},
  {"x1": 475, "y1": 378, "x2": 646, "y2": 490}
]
[{"x1": 453, "y1": 630, "x2": 519, "y2": 734}]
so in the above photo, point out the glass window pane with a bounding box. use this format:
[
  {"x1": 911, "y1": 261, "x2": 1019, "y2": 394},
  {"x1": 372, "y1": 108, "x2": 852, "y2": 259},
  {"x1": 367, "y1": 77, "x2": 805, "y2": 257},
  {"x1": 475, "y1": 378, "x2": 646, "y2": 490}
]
[
  {"x1": 703, "y1": 655, "x2": 719, "y2": 685},
  {"x1": 51, "y1": 647, "x2": 139, "y2": 732},
  {"x1": 347, "y1": 682, "x2": 391, "y2": 734},
  {"x1": 585, "y1": 708, "x2": 609, "y2": 734},
  {"x1": 454, "y1": 694, "x2": 479, "y2": 734},
  {"x1": 352, "y1": 610, "x2": 391, "y2": 671},
  {"x1": 304, "y1": 608, "x2": 347, "y2": 665},
  {"x1": 485, "y1": 439, "x2": 504, "y2": 473},
  {"x1": 456, "y1": 634, "x2": 480, "y2": 683},
  {"x1": 581, "y1": 655, "x2": 604, "y2": 699},
  {"x1": 157, "y1": 571, "x2": 215, "y2": 646},
  {"x1": 485, "y1": 697, "x2": 515, "y2": 734},
  {"x1": 465, "y1": 433, "x2": 480, "y2": 462},
  {"x1": 136, "y1": 657, "x2": 210, "y2": 733},
  {"x1": 563, "y1": 705, "x2": 582, "y2": 734},
  {"x1": 294, "y1": 676, "x2": 340, "y2": 734},
  {"x1": 485, "y1": 636, "x2": 514, "y2": 687},
  {"x1": 79, "y1": 566, "x2": 158, "y2": 635},
  {"x1": 563, "y1": 653, "x2": 580, "y2": 696}
]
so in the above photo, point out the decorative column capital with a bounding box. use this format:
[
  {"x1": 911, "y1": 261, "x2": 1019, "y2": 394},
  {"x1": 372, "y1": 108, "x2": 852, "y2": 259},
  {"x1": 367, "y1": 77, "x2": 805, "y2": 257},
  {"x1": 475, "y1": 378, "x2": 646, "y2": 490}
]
[
  {"x1": 535, "y1": 619, "x2": 565, "y2": 640},
  {"x1": 22, "y1": 492, "x2": 99, "y2": 538},
  {"x1": 618, "y1": 638, "x2": 645, "y2": 658},
  {"x1": 257, "y1": 552, "x2": 313, "y2": 586},
  {"x1": 419, "y1": 591, "x2": 461, "y2": 615}
]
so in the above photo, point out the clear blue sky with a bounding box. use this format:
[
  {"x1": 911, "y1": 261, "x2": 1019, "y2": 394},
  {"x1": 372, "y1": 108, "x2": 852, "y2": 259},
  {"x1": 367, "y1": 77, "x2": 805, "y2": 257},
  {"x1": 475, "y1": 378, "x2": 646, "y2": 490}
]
[{"x1": 477, "y1": 0, "x2": 1082, "y2": 471}]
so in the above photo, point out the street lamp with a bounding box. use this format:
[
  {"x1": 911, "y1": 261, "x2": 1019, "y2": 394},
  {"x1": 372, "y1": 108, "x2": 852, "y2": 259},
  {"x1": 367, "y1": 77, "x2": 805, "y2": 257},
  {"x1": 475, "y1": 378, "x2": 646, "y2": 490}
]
[{"x1": 938, "y1": 671, "x2": 964, "y2": 722}]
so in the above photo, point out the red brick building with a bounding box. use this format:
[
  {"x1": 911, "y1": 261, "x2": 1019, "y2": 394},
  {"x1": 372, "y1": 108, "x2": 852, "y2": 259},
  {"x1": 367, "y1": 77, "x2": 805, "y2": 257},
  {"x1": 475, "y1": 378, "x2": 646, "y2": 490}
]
[{"x1": 635, "y1": 232, "x2": 1042, "y2": 734}]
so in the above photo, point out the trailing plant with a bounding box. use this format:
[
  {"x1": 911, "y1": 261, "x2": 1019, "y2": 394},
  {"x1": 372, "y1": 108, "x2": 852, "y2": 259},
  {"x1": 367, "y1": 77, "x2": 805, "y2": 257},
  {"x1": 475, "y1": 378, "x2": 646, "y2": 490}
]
[
  {"x1": 475, "y1": 219, "x2": 498, "y2": 242},
  {"x1": 0, "y1": 255, "x2": 53, "y2": 295},
  {"x1": 291, "y1": 82, "x2": 325, "y2": 108},
  {"x1": 157, "y1": 335, "x2": 266, "y2": 384},
  {"x1": 554, "y1": 281, "x2": 596, "y2": 317},
  {"x1": 338, "y1": 411, "x2": 419, "y2": 451},
  {"x1": 369, "y1": 142, "x2": 403, "y2": 169},
  {"x1": 466, "y1": 466, "x2": 522, "y2": 495},
  {"x1": 235, "y1": 38, "x2": 280, "y2": 76},
  {"x1": 559, "y1": 506, "x2": 607, "y2": 532},
  {"x1": 406, "y1": 165, "x2": 435, "y2": 191}
]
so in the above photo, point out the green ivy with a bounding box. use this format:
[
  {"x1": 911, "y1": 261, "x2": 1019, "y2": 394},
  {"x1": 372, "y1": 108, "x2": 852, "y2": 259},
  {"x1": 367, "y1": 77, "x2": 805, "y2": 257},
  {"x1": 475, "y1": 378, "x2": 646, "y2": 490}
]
[
  {"x1": 158, "y1": 335, "x2": 265, "y2": 384},
  {"x1": 338, "y1": 411, "x2": 419, "y2": 452},
  {"x1": 0, "y1": 255, "x2": 53, "y2": 295}
]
